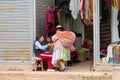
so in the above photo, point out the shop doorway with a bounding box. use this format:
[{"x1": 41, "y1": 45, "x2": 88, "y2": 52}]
[{"x1": 34, "y1": 0, "x2": 113, "y2": 72}]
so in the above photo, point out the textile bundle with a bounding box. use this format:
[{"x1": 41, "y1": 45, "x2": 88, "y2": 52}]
[{"x1": 56, "y1": 31, "x2": 76, "y2": 48}]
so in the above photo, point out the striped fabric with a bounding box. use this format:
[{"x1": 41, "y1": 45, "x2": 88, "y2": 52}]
[{"x1": 56, "y1": 31, "x2": 76, "y2": 48}]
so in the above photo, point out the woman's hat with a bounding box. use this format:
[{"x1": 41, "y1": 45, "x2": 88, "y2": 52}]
[
  {"x1": 56, "y1": 25, "x2": 63, "y2": 29},
  {"x1": 55, "y1": 25, "x2": 64, "y2": 32}
]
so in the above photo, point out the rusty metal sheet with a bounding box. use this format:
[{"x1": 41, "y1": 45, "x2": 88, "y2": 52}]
[{"x1": 0, "y1": 0, "x2": 33, "y2": 63}]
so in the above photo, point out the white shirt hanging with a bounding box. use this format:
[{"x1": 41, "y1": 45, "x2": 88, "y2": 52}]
[{"x1": 69, "y1": 0, "x2": 81, "y2": 19}]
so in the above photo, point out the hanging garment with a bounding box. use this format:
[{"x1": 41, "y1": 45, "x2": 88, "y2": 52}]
[
  {"x1": 113, "y1": 46, "x2": 120, "y2": 64},
  {"x1": 54, "y1": 10, "x2": 59, "y2": 28},
  {"x1": 44, "y1": 9, "x2": 55, "y2": 36},
  {"x1": 106, "y1": 42, "x2": 120, "y2": 64},
  {"x1": 118, "y1": 22, "x2": 120, "y2": 38},
  {"x1": 69, "y1": 0, "x2": 81, "y2": 19},
  {"x1": 101, "y1": 0, "x2": 109, "y2": 20},
  {"x1": 106, "y1": 44, "x2": 114, "y2": 64},
  {"x1": 117, "y1": 10, "x2": 120, "y2": 21},
  {"x1": 85, "y1": 0, "x2": 89, "y2": 20},
  {"x1": 113, "y1": 0, "x2": 120, "y2": 10},
  {"x1": 117, "y1": 10, "x2": 120, "y2": 38},
  {"x1": 106, "y1": 0, "x2": 111, "y2": 16},
  {"x1": 55, "y1": 0, "x2": 69, "y2": 9},
  {"x1": 55, "y1": 0, "x2": 70, "y2": 15},
  {"x1": 87, "y1": 0, "x2": 93, "y2": 20},
  {"x1": 57, "y1": 10, "x2": 62, "y2": 25},
  {"x1": 80, "y1": 0, "x2": 85, "y2": 19}
]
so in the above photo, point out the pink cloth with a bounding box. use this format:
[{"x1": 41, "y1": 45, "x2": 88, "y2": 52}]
[
  {"x1": 52, "y1": 31, "x2": 76, "y2": 50},
  {"x1": 55, "y1": 31, "x2": 76, "y2": 48},
  {"x1": 44, "y1": 9, "x2": 55, "y2": 36},
  {"x1": 52, "y1": 33, "x2": 64, "y2": 51}
]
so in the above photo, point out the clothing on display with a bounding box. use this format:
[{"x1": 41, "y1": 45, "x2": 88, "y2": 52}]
[
  {"x1": 118, "y1": 22, "x2": 120, "y2": 38},
  {"x1": 69, "y1": 0, "x2": 81, "y2": 19},
  {"x1": 87, "y1": 0, "x2": 93, "y2": 20},
  {"x1": 54, "y1": 10, "x2": 59, "y2": 28},
  {"x1": 112, "y1": 0, "x2": 120, "y2": 10},
  {"x1": 101, "y1": 0, "x2": 109, "y2": 20},
  {"x1": 55, "y1": 0, "x2": 71, "y2": 15},
  {"x1": 117, "y1": 10, "x2": 120, "y2": 21},
  {"x1": 106, "y1": 42, "x2": 120, "y2": 64},
  {"x1": 44, "y1": 9, "x2": 55, "y2": 37},
  {"x1": 84, "y1": 0, "x2": 89, "y2": 20},
  {"x1": 80, "y1": 0, "x2": 85, "y2": 19},
  {"x1": 117, "y1": 10, "x2": 120, "y2": 38},
  {"x1": 56, "y1": 10, "x2": 62, "y2": 25}
]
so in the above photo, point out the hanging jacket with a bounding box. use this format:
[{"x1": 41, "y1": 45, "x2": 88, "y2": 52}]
[{"x1": 44, "y1": 9, "x2": 55, "y2": 37}]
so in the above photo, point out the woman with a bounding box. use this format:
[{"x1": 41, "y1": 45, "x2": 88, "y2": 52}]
[
  {"x1": 52, "y1": 25, "x2": 76, "y2": 71},
  {"x1": 33, "y1": 34, "x2": 54, "y2": 71},
  {"x1": 33, "y1": 34, "x2": 51, "y2": 57}
]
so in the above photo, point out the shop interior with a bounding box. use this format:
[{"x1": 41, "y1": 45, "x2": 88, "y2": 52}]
[{"x1": 35, "y1": 0, "x2": 120, "y2": 72}]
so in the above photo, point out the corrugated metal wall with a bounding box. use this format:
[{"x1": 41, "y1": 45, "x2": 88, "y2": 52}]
[
  {"x1": 0, "y1": 0, "x2": 34, "y2": 63},
  {"x1": 36, "y1": 0, "x2": 54, "y2": 37}
]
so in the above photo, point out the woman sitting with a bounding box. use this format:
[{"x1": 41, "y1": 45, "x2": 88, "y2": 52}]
[{"x1": 33, "y1": 34, "x2": 54, "y2": 71}]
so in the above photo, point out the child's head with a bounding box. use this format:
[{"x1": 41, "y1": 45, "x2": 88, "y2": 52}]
[{"x1": 36, "y1": 34, "x2": 46, "y2": 42}]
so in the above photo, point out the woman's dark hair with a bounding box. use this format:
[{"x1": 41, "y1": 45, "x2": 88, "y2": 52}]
[
  {"x1": 77, "y1": 33, "x2": 82, "y2": 37},
  {"x1": 72, "y1": 31, "x2": 77, "y2": 36},
  {"x1": 36, "y1": 34, "x2": 46, "y2": 40}
]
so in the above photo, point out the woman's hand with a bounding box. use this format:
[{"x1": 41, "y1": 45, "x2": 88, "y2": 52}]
[
  {"x1": 35, "y1": 46, "x2": 39, "y2": 49},
  {"x1": 47, "y1": 43, "x2": 53, "y2": 47}
]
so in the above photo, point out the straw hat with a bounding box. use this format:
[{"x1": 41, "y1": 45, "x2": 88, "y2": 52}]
[
  {"x1": 56, "y1": 25, "x2": 62, "y2": 28},
  {"x1": 55, "y1": 25, "x2": 64, "y2": 32}
]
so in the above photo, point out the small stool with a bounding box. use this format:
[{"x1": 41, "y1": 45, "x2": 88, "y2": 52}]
[{"x1": 35, "y1": 57, "x2": 44, "y2": 71}]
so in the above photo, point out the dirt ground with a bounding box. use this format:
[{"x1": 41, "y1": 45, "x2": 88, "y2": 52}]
[
  {"x1": 0, "y1": 61, "x2": 113, "y2": 80},
  {"x1": 0, "y1": 71, "x2": 112, "y2": 80}
]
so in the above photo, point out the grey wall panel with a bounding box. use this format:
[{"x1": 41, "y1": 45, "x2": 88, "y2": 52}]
[{"x1": 0, "y1": 0, "x2": 33, "y2": 62}]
